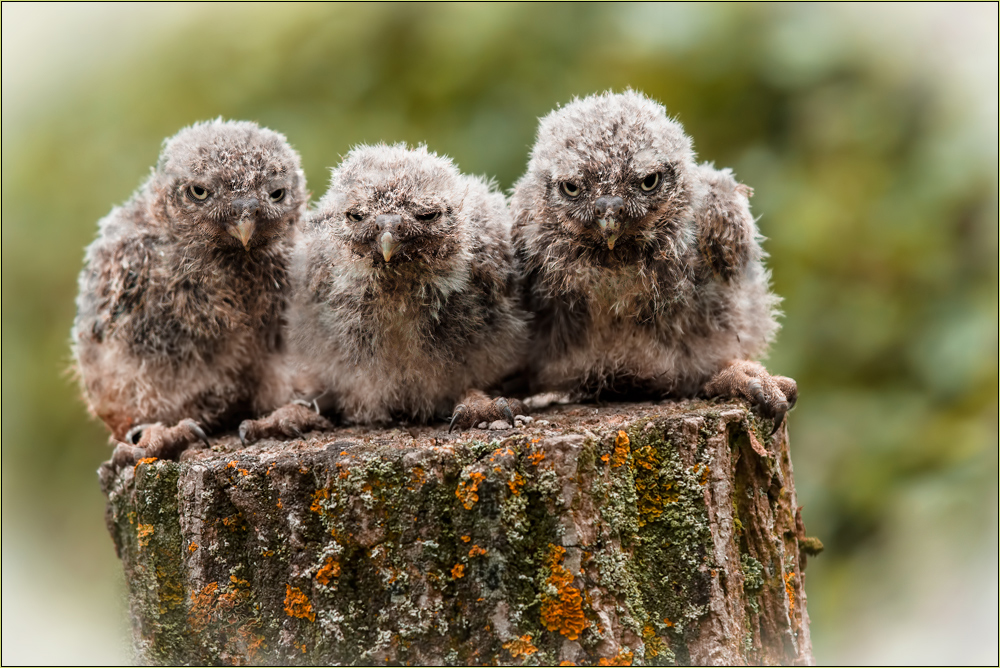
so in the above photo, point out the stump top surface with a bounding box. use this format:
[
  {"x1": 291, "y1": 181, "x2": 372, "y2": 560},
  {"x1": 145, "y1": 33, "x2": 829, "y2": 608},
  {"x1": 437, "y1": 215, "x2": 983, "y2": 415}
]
[{"x1": 172, "y1": 398, "x2": 752, "y2": 468}]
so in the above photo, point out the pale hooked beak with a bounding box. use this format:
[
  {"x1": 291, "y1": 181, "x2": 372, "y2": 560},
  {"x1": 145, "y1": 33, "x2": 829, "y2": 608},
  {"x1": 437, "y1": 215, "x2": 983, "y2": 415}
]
[
  {"x1": 227, "y1": 219, "x2": 256, "y2": 250},
  {"x1": 380, "y1": 231, "x2": 399, "y2": 262},
  {"x1": 598, "y1": 218, "x2": 620, "y2": 250}
]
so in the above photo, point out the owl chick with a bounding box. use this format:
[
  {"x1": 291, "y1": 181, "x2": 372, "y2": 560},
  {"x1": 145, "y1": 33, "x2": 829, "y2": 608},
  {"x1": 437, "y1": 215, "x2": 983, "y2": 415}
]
[
  {"x1": 511, "y1": 91, "x2": 797, "y2": 430},
  {"x1": 239, "y1": 143, "x2": 526, "y2": 441},
  {"x1": 73, "y1": 119, "x2": 327, "y2": 467}
]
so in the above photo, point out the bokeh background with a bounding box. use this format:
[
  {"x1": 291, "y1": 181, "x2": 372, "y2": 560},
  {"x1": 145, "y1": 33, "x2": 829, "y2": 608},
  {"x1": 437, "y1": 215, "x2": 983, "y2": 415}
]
[{"x1": 3, "y1": 3, "x2": 996, "y2": 664}]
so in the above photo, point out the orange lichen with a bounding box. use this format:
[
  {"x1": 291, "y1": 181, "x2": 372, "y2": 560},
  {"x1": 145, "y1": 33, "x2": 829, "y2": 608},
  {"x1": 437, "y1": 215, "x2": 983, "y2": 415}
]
[
  {"x1": 663, "y1": 618, "x2": 673, "y2": 627},
  {"x1": 468, "y1": 544, "x2": 488, "y2": 558},
  {"x1": 134, "y1": 457, "x2": 158, "y2": 470},
  {"x1": 642, "y1": 624, "x2": 667, "y2": 657},
  {"x1": 316, "y1": 557, "x2": 341, "y2": 585},
  {"x1": 598, "y1": 648, "x2": 634, "y2": 666},
  {"x1": 310, "y1": 487, "x2": 330, "y2": 514},
  {"x1": 262, "y1": 549, "x2": 274, "y2": 557},
  {"x1": 559, "y1": 662, "x2": 577, "y2": 666},
  {"x1": 612, "y1": 431, "x2": 630, "y2": 467},
  {"x1": 456, "y1": 471, "x2": 485, "y2": 509},
  {"x1": 634, "y1": 489, "x2": 662, "y2": 522},
  {"x1": 691, "y1": 463, "x2": 711, "y2": 486},
  {"x1": 540, "y1": 544, "x2": 587, "y2": 641},
  {"x1": 188, "y1": 582, "x2": 219, "y2": 631},
  {"x1": 502, "y1": 634, "x2": 538, "y2": 658},
  {"x1": 284, "y1": 585, "x2": 315, "y2": 622},
  {"x1": 527, "y1": 450, "x2": 546, "y2": 466},
  {"x1": 461, "y1": 535, "x2": 471, "y2": 543},
  {"x1": 601, "y1": 453, "x2": 610, "y2": 463},
  {"x1": 507, "y1": 471, "x2": 526, "y2": 495},
  {"x1": 451, "y1": 564, "x2": 465, "y2": 579},
  {"x1": 188, "y1": 542, "x2": 198, "y2": 553},
  {"x1": 408, "y1": 466, "x2": 427, "y2": 490},
  {"x1": 137, "y1": 523, "x2": 154, "y2": 547},
  {"x1": 785, "y1": 571, "x2": 796, "y2": 612}
]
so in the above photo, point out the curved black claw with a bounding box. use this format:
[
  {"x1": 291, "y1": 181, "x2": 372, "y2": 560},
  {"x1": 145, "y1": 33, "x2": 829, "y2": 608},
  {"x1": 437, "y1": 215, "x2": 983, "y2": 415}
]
[
  {"x1": 126, "y1": 423, "x2": 156, "y2": 445},
  {"x1": 181, "y1": 419, "x2": 210, "y2": 448},
  {"x1": 449, "y1": 405, "x2": 468, "y2": 433},
  {"x1": 496, "y1": 397, "x2": 515, "y2": 425},
  {"x1": 747, "y1": 379, "x2": 766, "y2": 407},
  {"x1": 770, "y1": 403, "x2": 788, "y2": 436}
]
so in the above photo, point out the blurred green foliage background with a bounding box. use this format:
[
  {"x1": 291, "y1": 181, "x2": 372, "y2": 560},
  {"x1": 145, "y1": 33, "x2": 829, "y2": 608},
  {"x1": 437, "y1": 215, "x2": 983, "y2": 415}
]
[{"x1": 2, "y1": 3, "x2": 996, "y2": 663}]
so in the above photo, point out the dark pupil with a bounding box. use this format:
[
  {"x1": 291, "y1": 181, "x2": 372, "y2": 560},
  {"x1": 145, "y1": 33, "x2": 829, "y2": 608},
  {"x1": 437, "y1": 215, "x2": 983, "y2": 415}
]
[
  {"x1": 644, "y1": 174, "x2": 658, "y2": 187},
  {"x1": 271, "y1": 189, "x2": 284, "y2": 200},
  {"x1": 416, "y1": 212, "x2": 439, "y2": 221},
  {"x1": 192, "y1": 187, "x2": 204, "y2": 196}
]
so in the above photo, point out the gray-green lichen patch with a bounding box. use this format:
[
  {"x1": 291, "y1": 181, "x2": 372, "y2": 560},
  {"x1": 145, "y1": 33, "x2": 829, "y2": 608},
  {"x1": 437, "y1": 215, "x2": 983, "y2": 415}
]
[{"x1": 100, "y1": 399, "x2": 813, "y2": 666}]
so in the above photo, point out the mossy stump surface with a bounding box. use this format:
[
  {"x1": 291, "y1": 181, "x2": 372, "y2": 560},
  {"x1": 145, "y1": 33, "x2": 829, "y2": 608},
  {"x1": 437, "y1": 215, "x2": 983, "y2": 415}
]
[{"x1": 100, "y1": 399, "x2": 815, "y2": 665}]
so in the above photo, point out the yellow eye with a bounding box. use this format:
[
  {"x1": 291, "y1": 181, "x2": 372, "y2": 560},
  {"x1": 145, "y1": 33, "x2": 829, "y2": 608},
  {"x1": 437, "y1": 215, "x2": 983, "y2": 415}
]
[
  {"x1": 189, "y1": 185, "x2": 210, "y2": 200},
  {"x1": 269, "y1": 188, "x2": 285, "y2": 203},
  {"x1": 561, "y1": 181, "x2": 582, "y2": 198},
  {"x1": 640, "y1": 173, "x2": 661, "y2": 192}
]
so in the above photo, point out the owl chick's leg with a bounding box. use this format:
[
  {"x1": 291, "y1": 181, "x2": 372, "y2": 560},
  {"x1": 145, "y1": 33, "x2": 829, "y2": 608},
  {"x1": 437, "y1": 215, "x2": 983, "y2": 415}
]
[
  {"x1": 109, "y1": 419, "x2": 211, "y2": 468},
  {"x1": 449, "y1": 389, "x2": 528, "y2": 432},
  {"x1": 238, "y1": 402, "x2": 333, "y2": 445},
  {"x1": 704, "y1": 360, "x2": 798, "y2": 434}
]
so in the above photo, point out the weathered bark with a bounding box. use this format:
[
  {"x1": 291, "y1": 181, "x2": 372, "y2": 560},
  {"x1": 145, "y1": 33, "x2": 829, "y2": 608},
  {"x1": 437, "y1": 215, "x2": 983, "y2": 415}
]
[{"x1": 99, "y1": 399, "x2": 816, "y2": 666}]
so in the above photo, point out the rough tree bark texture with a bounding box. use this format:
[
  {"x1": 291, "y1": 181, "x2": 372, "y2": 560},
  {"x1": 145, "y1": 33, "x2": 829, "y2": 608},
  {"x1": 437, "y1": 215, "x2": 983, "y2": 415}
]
[{"x1": 99, "y1": 399, "x2": 816, "y2": 666}]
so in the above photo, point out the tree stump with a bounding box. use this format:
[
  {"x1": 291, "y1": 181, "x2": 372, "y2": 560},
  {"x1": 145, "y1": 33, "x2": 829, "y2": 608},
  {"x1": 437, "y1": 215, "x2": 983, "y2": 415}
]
[{"x1": 99, "y1": 399, "x2": 816, "y2": 665}]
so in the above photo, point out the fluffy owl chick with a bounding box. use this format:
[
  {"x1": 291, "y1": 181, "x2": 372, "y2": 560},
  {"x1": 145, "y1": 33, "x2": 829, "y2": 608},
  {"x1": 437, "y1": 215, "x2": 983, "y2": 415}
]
[
  {"x1": 241, "y1": 143, "x2": 526, "y2": 440},
  {"x1": 73, "y1": 119, "x2": 324, "y2": 467},
  {"x1": 511, "y1": 91, "x2": 796, "y2": 431}
]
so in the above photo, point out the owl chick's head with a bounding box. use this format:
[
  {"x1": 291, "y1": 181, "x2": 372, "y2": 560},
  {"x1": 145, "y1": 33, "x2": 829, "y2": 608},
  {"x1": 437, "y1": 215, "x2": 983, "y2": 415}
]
[
  {"x1": 522, "y1": 90, "x2": 695, "y2": 253},
  {"x1": 315, "y1": 143, "x2": 469, "y2": 278},
  {"x1": 151, "y1": 119, "x2": 306, "y2": 251}
]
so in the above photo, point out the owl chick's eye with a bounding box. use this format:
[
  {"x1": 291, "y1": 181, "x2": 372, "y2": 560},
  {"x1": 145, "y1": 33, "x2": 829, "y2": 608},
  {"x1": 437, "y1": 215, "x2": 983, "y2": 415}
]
[
  {"x1": 188, "y1": 185, "x2": 210, "y2": 201},
  {"x1": 415, "y1": 211, "x2": 441, "y2": 222},
  {"x1": 640, "y1": 173, "x2": 661, "y2": 192},
  {"x1": 346, "y1": 211, "x2": 364, "y2": 222},
  {"x1": 561, "y1": 181, "x2": 582, "y2": 198},
  {"x1": 269, "y1": 188, "x2": 285, "y2": 203}
]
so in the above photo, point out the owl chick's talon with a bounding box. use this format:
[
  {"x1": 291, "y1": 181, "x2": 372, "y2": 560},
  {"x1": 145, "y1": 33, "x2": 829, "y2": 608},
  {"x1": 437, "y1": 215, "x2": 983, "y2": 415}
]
[
  {"x1": 747, "y1": 379, "x2": 766, "y2": 407},
  {"x1": 495, "y1": 397, "x2": 516, "y2": 426},
  {"x1": 770, "y1": 405, "x2": 788, "y2": 436},
  {"x1": 126, "y1": 423, "x2": 158, "y2": 445},
  {"x1": 449, "y1": 391, "x2": 527, "y2": 432},
  {"x1": 180, "y1": 419, "x2": 210, "y2": 448},
  {"x1": 239, "y1": 403, "x2": 333, "y2": 445},
  {"x1": 449, "y1": 405, "x2": 469, "y2": 433},
  {"x1": 704, "y1": 360, "x2": 798, "y2": 433}
]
